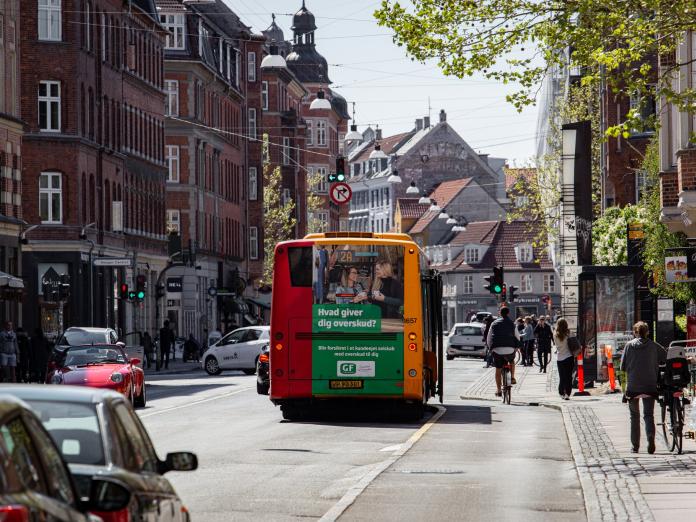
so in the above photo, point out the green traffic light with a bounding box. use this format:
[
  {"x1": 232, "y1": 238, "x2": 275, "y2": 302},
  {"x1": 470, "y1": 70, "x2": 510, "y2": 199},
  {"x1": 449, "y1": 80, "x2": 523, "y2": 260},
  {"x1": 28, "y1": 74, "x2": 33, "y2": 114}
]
[
  {"x1": 337, "y1": 173, "x2": 345, "y2": 181},
  {"x1": 128, "y1": 291, "x2": 136, "y2": 300},
  {"x1": 137, "y1": 291, "x2": 145, "y2": 300},
  {"x1": 493, "y1": 284, "x2": 502, "y2": 294}
]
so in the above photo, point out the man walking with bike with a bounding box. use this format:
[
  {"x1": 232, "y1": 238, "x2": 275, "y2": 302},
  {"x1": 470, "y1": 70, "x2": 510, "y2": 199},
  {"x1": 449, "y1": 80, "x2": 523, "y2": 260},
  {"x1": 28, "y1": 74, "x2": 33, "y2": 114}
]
[
  {"x1": 486, "y1": 307, "x2": 520, "y2": 397},
  {"x1": 620, "y1": 321, "x2": 666, "y2": 454}
]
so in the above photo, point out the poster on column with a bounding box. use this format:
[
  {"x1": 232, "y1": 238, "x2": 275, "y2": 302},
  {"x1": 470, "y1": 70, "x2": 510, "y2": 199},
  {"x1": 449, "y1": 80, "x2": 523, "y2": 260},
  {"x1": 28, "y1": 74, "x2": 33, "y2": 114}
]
[{"x1": 311, "y1": 244, "x2": 404, "y2": 395}]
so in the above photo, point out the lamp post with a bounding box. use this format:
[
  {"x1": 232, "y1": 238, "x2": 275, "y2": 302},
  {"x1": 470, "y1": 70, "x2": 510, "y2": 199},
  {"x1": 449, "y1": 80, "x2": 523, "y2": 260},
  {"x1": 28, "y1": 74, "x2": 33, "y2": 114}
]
[{"x1": 79, "y1": 222, "x2": 97, "y2": 326}]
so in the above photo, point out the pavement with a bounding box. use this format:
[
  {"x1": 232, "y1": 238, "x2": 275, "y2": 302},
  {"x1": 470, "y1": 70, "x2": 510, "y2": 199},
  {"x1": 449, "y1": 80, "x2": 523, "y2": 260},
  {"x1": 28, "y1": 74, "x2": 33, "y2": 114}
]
[
  {"x1": 142, "y1": 356, "x2": 203, "y2": 376},
  {"x1": 461, "y1": 356, "x2": 696, "y2": 522}
]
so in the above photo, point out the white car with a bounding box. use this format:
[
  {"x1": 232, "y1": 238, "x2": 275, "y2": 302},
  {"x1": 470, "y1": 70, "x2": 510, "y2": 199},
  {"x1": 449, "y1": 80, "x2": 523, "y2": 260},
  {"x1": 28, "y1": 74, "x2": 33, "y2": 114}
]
[
  {"x1": 445, "y1": 322, "x2": 486, "y2": 360},
  {"x1": 202, "y1": 326, "x2": 270, "y2": 376}
]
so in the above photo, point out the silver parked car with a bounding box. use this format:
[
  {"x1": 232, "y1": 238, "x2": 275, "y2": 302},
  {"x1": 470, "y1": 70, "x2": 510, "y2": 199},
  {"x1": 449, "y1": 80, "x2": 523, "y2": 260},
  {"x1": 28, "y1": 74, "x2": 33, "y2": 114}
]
[{"x1": 446, "y1": 323, "x2": 486, "y2": 359}]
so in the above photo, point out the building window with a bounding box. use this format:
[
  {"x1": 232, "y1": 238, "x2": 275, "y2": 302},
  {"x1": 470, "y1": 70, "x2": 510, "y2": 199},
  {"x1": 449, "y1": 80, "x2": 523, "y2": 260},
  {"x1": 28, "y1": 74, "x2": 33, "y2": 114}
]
[
  {"x1": 543, "y1": 274, "x2": 555, "y2": 293},
  {"x1": 282, "y1": 188, "x2": 291, "y2": 206},
  {"x1": 39, "y1": 172, "x2": 62, "y2": 223},
  {"x1": 464, "y1": 247, "x2": 479, "y2": 264},
  {"x1": 249, "y1": 167, "x2": 257, "y2": 200},
  {"x1": 520, "y1": 273, "x2": 533, "y2": 293},
  {"x1": 515, "y1": 195, "x2": 529, "y2": 208},
  {"x1": 248, "y1": 108, "x2": 256, "y2": 139},
  {"x1": 635, "y1": 169, "x2": 648, "y2": 202},
  {"x1": 516, "y1": 243, "x2": 533, "y2": 263},
  {"x1": 261, "y1": 81, "x2": 268, "y2": 110},
  {"x1": 164, "y1": 80, "x2": 178, "y2": 116},
  {"x1": 629, "y1": 90, "x2": 656, "y2": 134},
  {"x1": 316, "y1": 120, "x2": 327, "y2": 146},
  {"x1": 282, "y1": 137, "x2": 291, "y2": 165},
  {"x1": 462, "y1": 274, "x2": 473, "y2": 294},
  {"x1": 249, "y1": 226, "x2": 258, "y2": 259},
  {"x1": 159, "y1": 13, "x2": 185, "y2": 50},
  {"x1": 311, "y1": 166, "x2": 328, "y2": 194},
  {"x1": 247, "y1": 51, "x2": 256, "y2": 82},
  {"x1": 306, "y1": 120, "x2": 313, "y2": 146},
  {"x1": 38, "y1": 0, "x2": 62, "y2": 41},
  {"x1": 166, "y1": 209, "x2": 180, "y2": 234},
  {"x1": 38, "y1": 81, "x2": 61, "y2": 132},
  {"x1": 166, "y1": 145, "x2": 179, "y2": 182}
]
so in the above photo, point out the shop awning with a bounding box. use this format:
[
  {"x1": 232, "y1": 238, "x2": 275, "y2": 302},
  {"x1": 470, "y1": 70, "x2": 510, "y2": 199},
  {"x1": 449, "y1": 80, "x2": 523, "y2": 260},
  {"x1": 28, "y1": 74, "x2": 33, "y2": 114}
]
[
  {"x1": 0, "y1": 271, "x2": 24, "y2": 289},
  {"x1": 246, "y1": 296, "x2": 271, "y2": 310}
]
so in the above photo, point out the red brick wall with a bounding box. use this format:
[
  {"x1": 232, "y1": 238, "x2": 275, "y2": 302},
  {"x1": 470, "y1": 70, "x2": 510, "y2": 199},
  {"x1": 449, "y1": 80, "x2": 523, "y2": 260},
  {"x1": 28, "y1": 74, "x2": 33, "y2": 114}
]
[
  {"x1": 678, "y1": 149, "x2": 696, "y2": 192},
  {"x1": 661, "y1": 171, "x2": 679, "y2": 208}
]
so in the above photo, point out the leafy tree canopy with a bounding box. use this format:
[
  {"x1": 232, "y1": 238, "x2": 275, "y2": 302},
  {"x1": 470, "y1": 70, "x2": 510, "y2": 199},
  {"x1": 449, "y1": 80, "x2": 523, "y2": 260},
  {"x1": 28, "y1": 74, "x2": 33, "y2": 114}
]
[{"x1": 376, "y1": 0, "x2": 696, "y2": 134}]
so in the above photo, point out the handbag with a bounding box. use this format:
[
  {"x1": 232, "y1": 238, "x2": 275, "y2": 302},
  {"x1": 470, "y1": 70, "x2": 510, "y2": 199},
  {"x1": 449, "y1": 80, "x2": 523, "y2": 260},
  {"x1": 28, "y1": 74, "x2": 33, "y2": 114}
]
[{"x1": 568, "y1": 336, "x2": 582, "y2": 356}]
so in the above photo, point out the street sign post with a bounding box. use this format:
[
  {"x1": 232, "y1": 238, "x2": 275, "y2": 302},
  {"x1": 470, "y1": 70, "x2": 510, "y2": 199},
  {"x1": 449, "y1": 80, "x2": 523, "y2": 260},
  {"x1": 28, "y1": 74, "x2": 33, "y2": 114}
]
[
  {"x1": 94, "y1": 257, "x2": 133, "y2": 267},
  {"x1": 329, "y1": 182, "x2": 352, "y2": 205}
]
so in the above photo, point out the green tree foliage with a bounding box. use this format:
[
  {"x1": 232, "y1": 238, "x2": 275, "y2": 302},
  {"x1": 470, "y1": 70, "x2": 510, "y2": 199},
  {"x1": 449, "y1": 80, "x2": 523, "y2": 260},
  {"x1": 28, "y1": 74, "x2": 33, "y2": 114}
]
[
  {"x1": 262, "y1": 136, "x2": 297, "y2": 285},
  {"x1": 376, "y1": 0, "x2": 696, "y2": 134}
]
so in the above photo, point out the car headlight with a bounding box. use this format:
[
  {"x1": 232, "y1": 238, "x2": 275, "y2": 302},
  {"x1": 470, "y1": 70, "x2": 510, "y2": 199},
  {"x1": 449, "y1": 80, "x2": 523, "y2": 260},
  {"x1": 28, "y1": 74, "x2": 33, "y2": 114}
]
[
  {"x1": 110, "y1": 372, "x2": 124, "y2": 383},
  {"x1": 51, "y1": 373, "x2": 63, "y2": 384}
]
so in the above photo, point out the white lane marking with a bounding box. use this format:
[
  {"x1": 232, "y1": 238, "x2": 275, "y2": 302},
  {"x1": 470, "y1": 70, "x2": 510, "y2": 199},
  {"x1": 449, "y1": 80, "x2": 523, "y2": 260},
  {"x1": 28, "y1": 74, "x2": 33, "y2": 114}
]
[
  {"x1": 379, "y1": 444, "x2": 402, "y2": 452},
  {"x1": 139, "y1": 386, "x2": 254, "y2": 418},
  {"x1": 319, "y1": 405, "x2": 446, "y2": 522}
]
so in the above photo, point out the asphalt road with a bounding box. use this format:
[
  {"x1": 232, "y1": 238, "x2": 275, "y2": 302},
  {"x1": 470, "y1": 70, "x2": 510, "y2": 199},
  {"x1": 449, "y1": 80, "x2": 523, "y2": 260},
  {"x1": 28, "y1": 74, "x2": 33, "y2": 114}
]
[{"x1": 139, "y1": 357, "x2": 585, "y2": 521}]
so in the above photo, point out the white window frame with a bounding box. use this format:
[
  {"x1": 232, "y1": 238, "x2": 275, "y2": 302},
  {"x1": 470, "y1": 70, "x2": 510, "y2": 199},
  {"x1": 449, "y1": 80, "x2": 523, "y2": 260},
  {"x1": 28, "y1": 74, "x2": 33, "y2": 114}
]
[
  {"x1": 462, "y1": 274, "x2": 473, "y2": 294},
  {"x1": 316, "y1": 120, "x2": 327, "y2": 146},
  {"x1": 248, "y1": 108, "x2": 257, "y2": 139},
  {"x1": 314, "y1": 211, "x2": 329, "y2": 231},
  {"x1": 159, "y1": 13, "x2": 185, "y2": 50},
  {"x1": 635, "y1": 169, "x2": 648, "y2": 202},
  {"x1": 306, "y1": 120, "x2": 313, "y2": 146},
  {"x1": 38, "y1": 0, "x2": 62, "y2": 42},
  {"x1": 39, "y1": 171, "x2": 62, "y2": 223},
  {"x1": 166, "y1": 209, "x2": 180, "y2": 234},
  {"x1": 249, "y1": 167, "x2": 258, "y2": 201},
  {"x1": 261, "y1": 81, "x2": 268, "y2": 110},
  {"x1": 543, "y1": 273, "x2": 555, "y2": 294},
  {"x1": 38, "y1": 81, "x2": 61, "y2": 132},
  {"x1": 100, "y1": 11, "x2": 106, "y2": 61},
  {"x1": 249, "y1": 226, "x2": 258, "y2": 259},
  {"x1": 226, "y1": 43, "x2": 232, "y2": 81},
  {"x1": 282, "y1": 137, "x2": 291, "y2": 166},
  {"x1": 282, "y1": 188, "x2": 291, "y2": 206},
  {"x1": 166, "y1": 145, "x2": 180, "y2": 182},
  {"x1": 312, "y1": 166, "x2": 328, "y2": 194},
  {"x1": 464, "y1": 247, "x2": 479, "y2": 264},
  {"x1": 247, "y1": 51, "x2": 256, "y2": 82},
  {"x1": 516, "y1": 243, "x2": 533, "y2": 263},
  {"x1": 520, "y1": 273, "x2": 533, "y2": 293},
  {"x1": 164, "y1": 80, "x2": 179, "y2": 117}
]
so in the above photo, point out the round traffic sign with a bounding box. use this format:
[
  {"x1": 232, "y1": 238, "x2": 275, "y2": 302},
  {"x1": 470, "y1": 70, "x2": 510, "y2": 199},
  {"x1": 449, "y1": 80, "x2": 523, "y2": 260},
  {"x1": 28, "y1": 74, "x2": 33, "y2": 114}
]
[{"x1": 329, "y1": 182, "x2": 352, "y2": 205}]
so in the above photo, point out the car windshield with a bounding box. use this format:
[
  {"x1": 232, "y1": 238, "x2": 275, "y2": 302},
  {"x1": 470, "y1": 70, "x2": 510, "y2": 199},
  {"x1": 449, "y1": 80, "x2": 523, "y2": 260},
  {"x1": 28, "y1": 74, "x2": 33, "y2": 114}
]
[
  {"x1": 27, "y1": 401, "x2": 105, "y2": 466},
  {"x1": 453, "y1": 326, "x2": 482, "y2": 336},
  {"x1": 58, "y1": 329, "x2": 108, "y2": 346},
  {"x1": 64, "y1": 346, "x2": 126, "y2": 366}
]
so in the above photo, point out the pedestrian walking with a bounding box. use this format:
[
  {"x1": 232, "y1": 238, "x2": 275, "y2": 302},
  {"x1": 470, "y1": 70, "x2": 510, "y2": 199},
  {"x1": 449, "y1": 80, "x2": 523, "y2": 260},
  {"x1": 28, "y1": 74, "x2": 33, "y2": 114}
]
[
  {"x1": 620, "y1": 321, "x2": 666, "y2": 454},
  {"x1": 184, "y1": 334, "x2": 200, "y2": 362},
  {"x1": 554, "y1": 318, "x2": 573, "y2": 399},
  {"x1": 16, "y1": 327, "x2": 30, "y2": 383},
  {"x1": 482, "y1": 316, "x2": 494, "y2": 368},
  {"x1": 159, "y1": 320, "x2": 173, "y2": 370},
  {"x1": 30, "y1": 328, "x2": 49, "y2": 383},
  {"x1": 0, "y1": 321, "x2": 19, "y2": 383},
  {"x1": 534, "y1": 316, "x2": 553, "y2": 373},
  {"x1": 142, "y1": 331, "x2": 154, "y2": 369},
  {"x1": 522, "y1": 317, "x2": 535, "y2": 366}
]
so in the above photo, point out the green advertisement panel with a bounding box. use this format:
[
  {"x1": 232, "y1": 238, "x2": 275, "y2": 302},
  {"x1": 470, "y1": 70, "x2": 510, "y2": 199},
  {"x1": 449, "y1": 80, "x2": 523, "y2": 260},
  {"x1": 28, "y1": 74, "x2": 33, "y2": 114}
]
[{"x1": 311, "y1": 244, "x2": 405, "y2": 395}]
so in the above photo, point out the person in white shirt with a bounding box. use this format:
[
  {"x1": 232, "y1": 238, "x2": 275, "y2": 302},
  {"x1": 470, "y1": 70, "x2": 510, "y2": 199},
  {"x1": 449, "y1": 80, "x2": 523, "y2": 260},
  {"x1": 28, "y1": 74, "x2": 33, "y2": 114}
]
[{"x1": 554, "y1": 318, "x2": 573, "y2": 399}]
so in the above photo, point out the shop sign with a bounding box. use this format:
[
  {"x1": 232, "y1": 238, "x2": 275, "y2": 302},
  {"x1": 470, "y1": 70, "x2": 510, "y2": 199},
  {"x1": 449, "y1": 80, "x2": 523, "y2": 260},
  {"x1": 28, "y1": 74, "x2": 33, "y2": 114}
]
[{"x1": 166, "y1": 277, "x2": 183, "y2": 293}]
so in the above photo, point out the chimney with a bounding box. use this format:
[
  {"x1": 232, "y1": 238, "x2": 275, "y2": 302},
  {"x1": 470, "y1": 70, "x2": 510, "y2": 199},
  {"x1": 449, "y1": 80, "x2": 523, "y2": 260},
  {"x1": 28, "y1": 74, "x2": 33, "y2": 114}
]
[
  {"x1": 439, "y1": 109, "x2": 446, "y2": 123},
  {"x1": 478, "y1": 153, "x2": 489, "y2": 165},
  {"x1": 424, "y1": 116, "x2": 430, "y2": 128},
  {"x1": 415, "y1": 119, "x2": 423, "y2": 131},
  {"x1": 375, "y1": 128, "x2": 382, "y2": 141}
]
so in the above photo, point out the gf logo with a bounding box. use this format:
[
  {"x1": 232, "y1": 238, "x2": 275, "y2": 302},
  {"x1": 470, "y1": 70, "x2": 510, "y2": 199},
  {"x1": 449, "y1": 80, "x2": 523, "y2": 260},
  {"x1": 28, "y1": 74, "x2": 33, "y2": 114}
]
[{"x1": 339, "y1": 363, "x2": 356, "y2": 374}]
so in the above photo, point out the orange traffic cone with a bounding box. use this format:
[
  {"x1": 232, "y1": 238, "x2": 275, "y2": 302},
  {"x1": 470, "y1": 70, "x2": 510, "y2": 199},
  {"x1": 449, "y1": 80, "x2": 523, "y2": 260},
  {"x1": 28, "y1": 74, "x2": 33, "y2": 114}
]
[
  {"x1": 574, "y1": 350, "x2": 590, "y2": 396},
  {"x1": 605, "y1": 345, "x2": 620, "y2": 393}
]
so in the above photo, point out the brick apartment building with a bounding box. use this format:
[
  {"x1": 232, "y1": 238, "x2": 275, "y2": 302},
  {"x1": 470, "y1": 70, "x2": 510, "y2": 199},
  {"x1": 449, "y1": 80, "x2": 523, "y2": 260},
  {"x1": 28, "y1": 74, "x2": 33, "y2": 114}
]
[
  {"x1": 286, "y1": 3, "x2": 349, "y2": 232},
  {"x1": 20, "y1": 0, "x2": 168, "y2": 339},
  {"x1": 0, "y1": 0, "x2": 24, "y2": 324},
  {"x1": 157, "y1": 0, "x2": 266, "y2": 335}
]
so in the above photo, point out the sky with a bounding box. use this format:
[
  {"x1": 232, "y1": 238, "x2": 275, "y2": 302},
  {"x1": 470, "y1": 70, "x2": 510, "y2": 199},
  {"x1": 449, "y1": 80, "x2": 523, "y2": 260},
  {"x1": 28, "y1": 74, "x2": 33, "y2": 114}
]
[{"x1": 223, "y1": 0, "x2": 541, "y2": 166}]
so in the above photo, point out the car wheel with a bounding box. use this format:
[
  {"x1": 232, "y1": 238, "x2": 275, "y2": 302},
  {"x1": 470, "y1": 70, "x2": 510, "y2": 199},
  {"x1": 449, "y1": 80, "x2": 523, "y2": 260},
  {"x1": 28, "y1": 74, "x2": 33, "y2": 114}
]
[
  {"x1": 446, "y1": 355, "x2": 455, "y2": 361},
  {"x1": 205, "y1": 356, "x2": 222, "y2": 376},
  {"x1": 257, "y1": 381, "x2": 269, "y2": 395},
  {"x1": 242, "y1": 368, "x2": 256, "y2": 376},
  {"x1": 134, "y1": 382, "x2": 146, "y2": 408}
]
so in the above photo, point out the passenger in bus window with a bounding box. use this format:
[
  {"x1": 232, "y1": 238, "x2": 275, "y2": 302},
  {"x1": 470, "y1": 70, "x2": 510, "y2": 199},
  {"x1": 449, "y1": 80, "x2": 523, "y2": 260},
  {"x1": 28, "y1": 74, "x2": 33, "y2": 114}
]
[
  {"x1": 335, "y1": 267, "x2": 368, "y2": 304},
  {"x1": 370, "y1": 260, "x2": 404, "y2": 318}
]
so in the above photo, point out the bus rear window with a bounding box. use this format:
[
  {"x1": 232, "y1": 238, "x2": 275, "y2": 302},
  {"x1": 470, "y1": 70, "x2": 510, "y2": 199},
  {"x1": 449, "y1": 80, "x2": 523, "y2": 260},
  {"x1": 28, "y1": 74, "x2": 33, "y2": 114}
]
[{"x1": 288, "y1": 247, "x2": 312, "y2": 287}]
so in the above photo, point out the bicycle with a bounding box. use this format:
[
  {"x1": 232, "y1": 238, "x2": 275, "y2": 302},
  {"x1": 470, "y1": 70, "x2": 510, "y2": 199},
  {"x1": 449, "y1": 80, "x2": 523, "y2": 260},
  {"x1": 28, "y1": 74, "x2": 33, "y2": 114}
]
[
  {"x1": 659, "y1": 386, "x2": 688, "y2": 454},
  {"x1": 501, "y1": 360, "x2": 513, "y2": 404},
  {"x1": 514, "y1": 345, "x2": 537, "y2": 367}
]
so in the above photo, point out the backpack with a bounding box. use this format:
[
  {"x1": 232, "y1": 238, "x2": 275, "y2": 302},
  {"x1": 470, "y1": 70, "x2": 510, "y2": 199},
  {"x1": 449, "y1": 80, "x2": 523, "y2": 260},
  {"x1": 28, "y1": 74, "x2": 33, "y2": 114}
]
[{"x1": 568, "y1": 336, "x2": 582, "y2": 356}]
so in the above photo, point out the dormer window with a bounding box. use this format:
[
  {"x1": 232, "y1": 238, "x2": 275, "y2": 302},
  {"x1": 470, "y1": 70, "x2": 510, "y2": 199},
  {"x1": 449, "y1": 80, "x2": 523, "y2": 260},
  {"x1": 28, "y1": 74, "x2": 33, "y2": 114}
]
[
  {"x1": 515, "y1": 243, "x2": 533, "y2": 263},
  {"x1": 464, "y1": 247, "x2": 479, "y2": 264}
]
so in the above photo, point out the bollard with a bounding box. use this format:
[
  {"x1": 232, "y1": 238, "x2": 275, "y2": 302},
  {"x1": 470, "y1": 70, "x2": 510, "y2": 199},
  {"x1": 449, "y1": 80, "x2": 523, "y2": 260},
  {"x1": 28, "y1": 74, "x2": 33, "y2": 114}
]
[
  {"x1": 574, "y1": 350, "x2": 590, "y2": 396},
  {"x1": 605, "y1": 345, "x2": 619, "y2": 393}
]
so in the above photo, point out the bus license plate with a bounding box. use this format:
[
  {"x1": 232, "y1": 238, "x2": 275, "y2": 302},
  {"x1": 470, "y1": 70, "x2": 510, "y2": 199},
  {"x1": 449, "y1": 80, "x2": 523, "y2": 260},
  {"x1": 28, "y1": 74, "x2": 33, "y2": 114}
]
[{"x1": 329, "y1": 380, "x2": 363, "y2": 390}]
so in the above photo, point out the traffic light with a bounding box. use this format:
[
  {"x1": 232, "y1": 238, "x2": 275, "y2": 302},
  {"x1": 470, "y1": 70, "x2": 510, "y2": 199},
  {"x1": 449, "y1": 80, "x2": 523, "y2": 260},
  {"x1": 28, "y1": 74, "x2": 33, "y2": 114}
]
[
  {"x1": 500, "y1": 283, "x2": 507, "y2": 302},
  {"x1": 156, "y1": 284, "x2": 165, "y2": 300},
  {"x1": 508, "y1": 285, "x2": 519, "y2": 302},
  {"x1": 128, "y1": 290, "x2": 136, "y2": 300},
  {"x1": 120, "y1": 283, "x2": 129, "y2": 300},
  {"x1": 329, "y1": 156, "x2": 346, "y2": 183},
  {"x1": 484, "y1": 265, "x2": 504, "y2": 294},
  {"x1": 135, "y1": 274, "x2": 146, "y2": 301}
]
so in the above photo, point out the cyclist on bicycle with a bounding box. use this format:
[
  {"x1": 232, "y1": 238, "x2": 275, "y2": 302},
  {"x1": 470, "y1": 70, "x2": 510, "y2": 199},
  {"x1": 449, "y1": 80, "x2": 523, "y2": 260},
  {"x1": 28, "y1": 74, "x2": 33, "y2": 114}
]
[{"x1": 486, "y1": 306, "x2": 520, "y2": 396}]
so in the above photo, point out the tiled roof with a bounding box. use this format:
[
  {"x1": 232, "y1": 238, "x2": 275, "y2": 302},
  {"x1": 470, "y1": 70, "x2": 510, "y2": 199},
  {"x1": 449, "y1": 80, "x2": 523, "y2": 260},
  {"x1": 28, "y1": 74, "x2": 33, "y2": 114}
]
[
  {"x1": 397, "y1": 198, "x2": 428, "y2": 219},
  {"x1": 156, "y1": 0, "x2": 184, "y2": 10},
  {"x1": 448, "y1": 221, "x2": 499, "y2": 247},
  {"x1": 408, "y1": 178, "x2": 472, "y2": 234},
  {"x1": 505, "y1": 167, "x2": 537, "y2": 189},
  {"x1": 480, "y1": 220, "x2": 552, "y2": 269},
  {"x1": 351, "y1": 132, "x2": 414, "y2": 164}
]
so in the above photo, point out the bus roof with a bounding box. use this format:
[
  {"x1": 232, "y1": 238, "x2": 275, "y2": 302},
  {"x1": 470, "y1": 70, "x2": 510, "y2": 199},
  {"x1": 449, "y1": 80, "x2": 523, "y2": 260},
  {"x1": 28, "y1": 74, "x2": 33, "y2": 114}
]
[{"x1": 304, "y1": 232, "x2": 414, "y2": 242}]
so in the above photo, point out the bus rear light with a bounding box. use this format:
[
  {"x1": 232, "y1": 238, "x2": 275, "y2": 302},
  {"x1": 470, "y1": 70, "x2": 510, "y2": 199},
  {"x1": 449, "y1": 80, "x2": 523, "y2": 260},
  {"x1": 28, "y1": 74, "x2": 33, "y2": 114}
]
[
  {"x1": 275, "y1": 369, "x2": 284, "y2": 377},
  {"x1": 275, "y1": 343, "x2": 284, "y2": 351},
  {"x1": 408, "y1": 343, "x2": 417, "y2": 351},
  {"x1": 259, "y1": 354, "x2": 269, "y2": 363},
  {"x1": 0, "y1": 505, "x2": 30, "y2": 522},
  {"x1": 408, "y1": 248, "x2": 415, "y2": 254},
  {"x1": 408, "y1": 332, "x2": 417, "y2": 341},
  {"x1": 408, "y1": 369, "x2": 417, "y2": 377}
]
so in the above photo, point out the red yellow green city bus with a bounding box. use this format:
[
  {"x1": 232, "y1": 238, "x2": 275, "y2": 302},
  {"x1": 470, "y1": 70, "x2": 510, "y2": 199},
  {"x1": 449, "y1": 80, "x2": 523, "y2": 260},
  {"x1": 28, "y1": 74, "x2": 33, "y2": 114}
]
[{"x1": 269, "y1": 232, "x2": 443, "y2": 420}]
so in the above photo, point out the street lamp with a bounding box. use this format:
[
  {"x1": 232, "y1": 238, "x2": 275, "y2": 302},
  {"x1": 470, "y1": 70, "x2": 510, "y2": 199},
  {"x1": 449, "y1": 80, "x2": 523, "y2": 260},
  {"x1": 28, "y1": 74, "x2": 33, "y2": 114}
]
[
  {"x1": 369, "y1": 144, "x2": 387, "y2": 160},
  {"x1": 406, "y1": 181, "x2": 419, "y2": 194},
  {"x1": 387, "y1": 154, "x2": 402, "y2": 183},
  {"x1": 451, "y1": 216, "x2": 468, "y2": 232},
  {"x1": 260, "y1": 41, "x2": 287, "y2": 69},
  {"x1": 418, "y1": 191, "x2": 430, "y2": 205},
  {"x1": 80, "y1": 222, "x2": 97, "y2": 326},
  {"x1": 438, "y1": 210, "x2": 450, "y2": 220},
  {"x1": 428, "y1": 199, "x2": 441, "y2": 212},
  {"x1": 310, "y1": 89, "x2": 332, "y2": 111}
]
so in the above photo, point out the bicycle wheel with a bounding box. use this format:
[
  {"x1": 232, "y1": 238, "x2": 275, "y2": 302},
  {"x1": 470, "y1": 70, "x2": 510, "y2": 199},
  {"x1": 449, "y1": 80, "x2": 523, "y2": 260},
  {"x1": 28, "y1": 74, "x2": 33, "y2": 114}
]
[
  {"x1": 671, "y1": 396, "x2": 684, "y2": 454},
  {"x1": 660, "y1": 399, "x2": 669, "y2": 445},
  {"x1": 514, "y1": 349, "x2": 522, "y2": 365}
]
